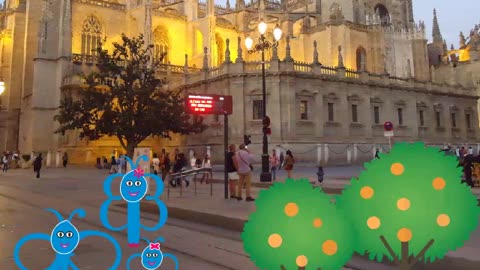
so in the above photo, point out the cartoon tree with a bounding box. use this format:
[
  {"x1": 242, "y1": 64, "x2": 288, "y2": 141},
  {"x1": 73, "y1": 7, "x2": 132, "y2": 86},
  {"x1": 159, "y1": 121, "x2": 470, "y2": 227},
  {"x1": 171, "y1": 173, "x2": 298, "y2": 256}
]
[
  {"x1": 242, "y1": 179, "x2": 354, "y2": 270},
  {"x1": 336, "y1": 142, "x2": 480, "y2": 270}
]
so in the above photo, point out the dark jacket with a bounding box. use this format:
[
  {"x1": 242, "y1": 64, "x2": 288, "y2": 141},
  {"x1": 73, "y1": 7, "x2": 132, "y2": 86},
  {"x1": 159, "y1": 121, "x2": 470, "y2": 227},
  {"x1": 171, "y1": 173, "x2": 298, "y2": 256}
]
[{"x1": 33, "y1": 157, "x2": 42, "y2": 171}]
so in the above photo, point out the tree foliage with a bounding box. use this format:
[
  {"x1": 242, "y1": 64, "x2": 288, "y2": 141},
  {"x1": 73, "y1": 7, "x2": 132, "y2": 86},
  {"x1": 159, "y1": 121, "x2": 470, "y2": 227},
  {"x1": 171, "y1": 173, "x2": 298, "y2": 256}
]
[
  {"x1": 242, "y1": 179, "x2": 354, "y2": 270},
  {"x1": 336, "y1": 142, "x2": 480, "y2": 269},
  {"x1": 55, "y1": 34, "x2": 206, "y2": 157}
]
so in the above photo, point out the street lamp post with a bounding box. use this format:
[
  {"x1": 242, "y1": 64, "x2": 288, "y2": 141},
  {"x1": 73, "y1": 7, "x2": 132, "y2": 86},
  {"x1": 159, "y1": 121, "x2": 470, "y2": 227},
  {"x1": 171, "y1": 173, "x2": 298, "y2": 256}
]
[
  {"x1": 245, "y1": 21, "x2": 282, "y2": 182},
  {"x1": 0, "y1": 81, "x2": 5, "y2": 110}
]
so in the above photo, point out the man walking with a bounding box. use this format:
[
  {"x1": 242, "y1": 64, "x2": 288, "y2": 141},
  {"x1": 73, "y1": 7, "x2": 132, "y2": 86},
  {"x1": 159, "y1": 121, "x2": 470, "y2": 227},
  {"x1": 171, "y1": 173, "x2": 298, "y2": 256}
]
[{"x1": 236, "y1": 144, "x2": 255, "y2": 201}]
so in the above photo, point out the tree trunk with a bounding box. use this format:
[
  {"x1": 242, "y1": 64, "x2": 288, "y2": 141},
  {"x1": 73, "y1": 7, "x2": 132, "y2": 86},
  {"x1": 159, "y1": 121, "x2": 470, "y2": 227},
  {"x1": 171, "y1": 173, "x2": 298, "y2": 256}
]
[
  {"x1": 399, "y1": 242, "x2": 411, "y2": 270},
  {"x1": 126, "y1": 142, "x2": 136, "y2": 159}
]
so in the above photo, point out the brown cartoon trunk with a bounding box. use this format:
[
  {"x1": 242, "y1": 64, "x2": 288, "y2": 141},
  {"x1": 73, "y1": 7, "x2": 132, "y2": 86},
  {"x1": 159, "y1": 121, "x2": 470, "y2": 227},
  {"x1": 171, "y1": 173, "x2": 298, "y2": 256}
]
[{"x1": 399, "y1": 242, "x2": 411, "y2": 270}]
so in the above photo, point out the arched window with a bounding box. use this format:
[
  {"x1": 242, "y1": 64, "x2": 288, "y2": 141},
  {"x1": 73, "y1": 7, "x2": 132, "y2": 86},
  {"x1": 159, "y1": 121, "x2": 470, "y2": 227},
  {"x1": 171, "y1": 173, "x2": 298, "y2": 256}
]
[
  {"x1": 356, "y1": 46, "x2": 367, "y2": 71},
  {"x1": 374, "y1": 4, "x2": 390, "y2": 26},
  {"x1": 215, "y1": 33, "x2": 224, "y2": 66},
  {"x1": 81, "y1": 15, "x2": 103, "y2": 56},
  {"x1": 153, "y1": 25, "x2": 170, "y2": 64}
]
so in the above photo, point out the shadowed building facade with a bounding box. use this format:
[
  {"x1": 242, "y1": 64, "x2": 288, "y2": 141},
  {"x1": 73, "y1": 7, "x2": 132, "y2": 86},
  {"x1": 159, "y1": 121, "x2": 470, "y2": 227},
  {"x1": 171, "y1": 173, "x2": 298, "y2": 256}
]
[{"x1": 0, "y1": 0, "x2": 478, "y2": 165}]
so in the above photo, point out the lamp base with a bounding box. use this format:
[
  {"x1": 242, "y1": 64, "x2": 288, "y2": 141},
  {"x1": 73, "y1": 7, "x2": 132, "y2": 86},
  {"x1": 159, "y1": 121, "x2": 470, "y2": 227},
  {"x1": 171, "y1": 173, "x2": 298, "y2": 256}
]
[{"x1": 260, "y1": 172, "x2": 272, "y2": 182}]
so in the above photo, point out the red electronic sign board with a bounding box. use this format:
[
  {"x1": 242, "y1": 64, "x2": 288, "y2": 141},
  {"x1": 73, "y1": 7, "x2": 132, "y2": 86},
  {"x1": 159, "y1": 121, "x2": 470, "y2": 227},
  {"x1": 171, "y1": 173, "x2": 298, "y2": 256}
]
[{"x1": 185, "y1": 94, "x2": 233, "y2": 115}]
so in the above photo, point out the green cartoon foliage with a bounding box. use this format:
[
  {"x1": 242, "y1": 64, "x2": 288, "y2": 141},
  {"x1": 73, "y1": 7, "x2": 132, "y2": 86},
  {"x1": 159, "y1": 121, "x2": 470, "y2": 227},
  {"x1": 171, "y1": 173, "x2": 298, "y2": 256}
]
[
  {"x1": 242, "y1": 179, "x2": 354, "y2": 270},
  {"x1": 336, "y1": 142, "x2": 480, "y2": 269}
]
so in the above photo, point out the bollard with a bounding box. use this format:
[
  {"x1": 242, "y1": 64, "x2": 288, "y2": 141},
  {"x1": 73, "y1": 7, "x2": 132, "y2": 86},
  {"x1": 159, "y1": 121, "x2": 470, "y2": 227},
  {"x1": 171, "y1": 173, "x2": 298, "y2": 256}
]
[
  {"x1": 179, "y1": 174, "x2": 183, "y2": 196},
  {"x1": 194, "y1": 173, "x2": 198, "y2": 196},
  {"x1": 167, "y1": 174, "x2": 170, "y2": 199},
  {"x1": 209, "y1": 171, "x2": 213, "y2": 197}
]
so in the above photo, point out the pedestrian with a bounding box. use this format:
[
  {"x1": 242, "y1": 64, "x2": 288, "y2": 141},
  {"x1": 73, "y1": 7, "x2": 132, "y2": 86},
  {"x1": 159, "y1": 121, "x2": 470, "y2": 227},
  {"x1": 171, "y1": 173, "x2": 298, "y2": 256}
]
[
  {"x1": 462, "y1": 154, "x2": 475, "y2": 188},
  {"x1": 152, "y1": 153, "x2": 160, "y2": 175},
  {"x1": 171, "y1": 151, "x2": 189, "y2": 187},
  {"x1": 109, "y1": 155, "x2": 117, "y2": 174},
  {"x1": 62, "y1": 152, "x2": 68, "y2": 168},
  {"x1": 283, "y1": 150, "x2": 295, "y2": 178},
  {"x1": 269, "y1": 149, "x2": 279, "y2": 181},
  {"x1": 278, "y1": 152, "x2": 284, "y2": 170},
  {"x1": 236, "y1": 144, "x2": 255, "y2": 201},
  {"x1": 190, "y1": 153, "x2": 199, "y2": 169},
  {"x1": 33, "y1": 153, "x2": 43, "y2": 179},
  {"x1": 2, "y1": 153, "x2": 9, "y2": 172},
  {"x1": 317, "y1": 166, "x2": 324, "y2": 184},
  {"x1": 119, "y1": 154, "x2": 127, "y2": 174},
  {"x1": 162, "y1": 153, "x2": 171, "y2": 182},
  {"x1": 374, "y1": 148, "x2": 380, "y2": 159},
  {"x1": 200, "y1": 154, "x2": 212, "y2": 184},
  {"x1": 227, "y1": 144, "x2": 239, "y2": 199},
  {"x1": 468, "y1": 146, "x2": 474, "y2": 155}
]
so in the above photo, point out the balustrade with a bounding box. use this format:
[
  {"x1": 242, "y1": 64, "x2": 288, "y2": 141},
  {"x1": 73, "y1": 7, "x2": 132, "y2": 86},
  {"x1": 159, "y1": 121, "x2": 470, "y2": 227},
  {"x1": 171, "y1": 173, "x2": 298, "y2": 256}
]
[
  {"x1": 293, "y1": 61, "x2": 312, "y2": 72},
  {"x1": 68, "y1": 54, "x2": 472, "y2": 97},
  {"x1": 74, "y1": 0, "x2": 126, "y2": 11}
]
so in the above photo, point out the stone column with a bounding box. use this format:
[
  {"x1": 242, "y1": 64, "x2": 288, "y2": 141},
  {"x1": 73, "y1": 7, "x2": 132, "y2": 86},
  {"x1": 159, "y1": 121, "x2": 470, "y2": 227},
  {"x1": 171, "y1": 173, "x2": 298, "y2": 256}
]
[
  {"x1": 353, "y1": 143, "x2": 358, "y2": 163},
  {"x1": 46, "y1": 151, "x2": 52, "y2": 167},
  {"x1": 316, "y1": 144, "x2": 322, "y2": 165},
  {"x1": 86, "y1": 150, "x2": 92, "y2": 163},
  {"x1": 56, "y1": 150, "x2": 61, "y2": 167},
  {"x1": 324, "y1": 144, "x2": 329, "y2": 165},
  {"x1": 372, "y1": 144, "x2": 376, "y2": 159},
  {"x1": 347, "y1": 145, "x2": 352, "y2": 164}
]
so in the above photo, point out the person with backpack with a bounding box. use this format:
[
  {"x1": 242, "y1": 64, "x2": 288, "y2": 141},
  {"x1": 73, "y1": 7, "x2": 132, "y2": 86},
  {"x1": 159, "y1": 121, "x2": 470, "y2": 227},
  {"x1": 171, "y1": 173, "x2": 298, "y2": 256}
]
[{"x1": 227, "y1": 144, "x2": 239, "y2": 199}]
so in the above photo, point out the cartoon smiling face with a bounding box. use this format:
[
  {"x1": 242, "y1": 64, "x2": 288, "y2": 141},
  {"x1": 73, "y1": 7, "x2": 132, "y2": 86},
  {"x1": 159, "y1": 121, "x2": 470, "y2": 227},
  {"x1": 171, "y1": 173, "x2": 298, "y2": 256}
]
[
  {"x1": 50, "y1": 220, "x2": 80, "y2": 255},
  {"x1": 141, "y1": 246, "x2": 164, "y2": 269},
  {"x1": 119, "y1": 171, "x2": 148, "y2": 203}
]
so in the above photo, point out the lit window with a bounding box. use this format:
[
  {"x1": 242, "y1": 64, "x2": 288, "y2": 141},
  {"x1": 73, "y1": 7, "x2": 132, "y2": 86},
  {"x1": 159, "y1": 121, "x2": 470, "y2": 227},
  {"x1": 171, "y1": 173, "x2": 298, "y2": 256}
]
[
  {"x1": 81, "y1": 15, "x2": 103, "y2": 57},
  {"x1": 327, "y1": 103, "x2": 334, "y2": 122},
  {"x1": 252, "y1": 100, "x2": 263, "y2": 120},
  {"x1": 300, "y1": 101, "x2": 308, "y2": 120}
]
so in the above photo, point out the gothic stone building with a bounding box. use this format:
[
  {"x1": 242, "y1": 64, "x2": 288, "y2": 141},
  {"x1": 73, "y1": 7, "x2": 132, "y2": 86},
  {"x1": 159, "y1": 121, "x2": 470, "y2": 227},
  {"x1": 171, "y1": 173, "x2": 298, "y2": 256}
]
[{"x1": 0, "y1": 0, "x2": 478, "y2": 165}]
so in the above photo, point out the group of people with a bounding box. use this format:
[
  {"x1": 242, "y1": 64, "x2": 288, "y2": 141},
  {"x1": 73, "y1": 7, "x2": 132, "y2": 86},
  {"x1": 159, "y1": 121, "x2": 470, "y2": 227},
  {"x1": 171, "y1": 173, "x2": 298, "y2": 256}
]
[
  {"x1": 1, "y1": 151, "x2": 19, "y2": 172},
  {"x1": 150, "y1": 149, "x2": 212, "y2": 188},
  {"x1": 226, "y1": 144, "x2": 296, "y2": 202}
]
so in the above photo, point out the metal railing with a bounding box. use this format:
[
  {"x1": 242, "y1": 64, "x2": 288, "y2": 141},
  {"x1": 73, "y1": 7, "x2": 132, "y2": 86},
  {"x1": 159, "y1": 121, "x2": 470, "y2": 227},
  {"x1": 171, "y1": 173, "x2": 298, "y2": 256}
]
[{"x1": 166, "y1": 168, "x2": 213, "y2": 198}]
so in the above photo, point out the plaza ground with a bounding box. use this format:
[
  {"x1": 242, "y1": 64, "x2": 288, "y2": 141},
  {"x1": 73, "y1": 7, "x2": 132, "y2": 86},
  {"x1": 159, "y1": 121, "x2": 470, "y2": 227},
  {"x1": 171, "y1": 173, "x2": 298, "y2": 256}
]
[{"x1": 0, "y1": 165, "x2": 478, "y2": 269}]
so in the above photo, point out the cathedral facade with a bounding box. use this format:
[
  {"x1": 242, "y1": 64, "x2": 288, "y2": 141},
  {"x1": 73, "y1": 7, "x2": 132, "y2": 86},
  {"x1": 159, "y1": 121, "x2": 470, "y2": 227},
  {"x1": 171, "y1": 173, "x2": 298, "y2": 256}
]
[{"x1": 0, "y1": 0, "x2": 478, "y2": 165}]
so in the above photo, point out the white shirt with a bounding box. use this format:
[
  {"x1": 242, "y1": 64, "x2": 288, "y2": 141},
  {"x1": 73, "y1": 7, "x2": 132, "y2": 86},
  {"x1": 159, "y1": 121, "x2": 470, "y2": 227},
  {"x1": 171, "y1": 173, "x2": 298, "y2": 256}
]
[
  {"x1": 191, "y1": 157, "x2": 197, "y2": 168},
  {"x1": 202, "y1": 159, "x2": 211, "y2": 168},
  {"x1": 468, "y1": 148, "x2": 473, "y2": 155}
]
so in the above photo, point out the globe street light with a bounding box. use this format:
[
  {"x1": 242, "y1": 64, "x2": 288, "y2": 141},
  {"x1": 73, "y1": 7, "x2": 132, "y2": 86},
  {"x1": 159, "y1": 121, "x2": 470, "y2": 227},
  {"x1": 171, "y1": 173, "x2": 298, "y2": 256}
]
[{"x1": 245, "y1": 21, "x2": 282, "y2": 182}]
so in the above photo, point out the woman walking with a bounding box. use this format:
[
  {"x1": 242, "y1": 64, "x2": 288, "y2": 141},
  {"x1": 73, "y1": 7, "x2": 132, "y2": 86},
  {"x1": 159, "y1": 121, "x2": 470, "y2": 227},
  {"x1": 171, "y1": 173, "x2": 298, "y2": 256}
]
[
  {"x1": 62, "y1": 152, "x2": 68, "y2": 168},
  {"x1": 33, "y1": 153, "x2": 43, "y2": 179},
  {"x1": 283, "y1": 150, "x2": 295, "y2": 178},
  {"x1": 200, "y1": 154, "x2": 212, "y2": 184}
]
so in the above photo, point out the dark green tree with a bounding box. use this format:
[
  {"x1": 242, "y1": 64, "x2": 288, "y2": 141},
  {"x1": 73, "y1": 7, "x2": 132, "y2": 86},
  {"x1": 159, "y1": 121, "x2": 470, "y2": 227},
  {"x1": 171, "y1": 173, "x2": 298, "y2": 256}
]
[
  {"x1": 55, "y1": 34, "x2": 206, "y2": 157},
  {"x1": 336, "y1": 142, "x2": 480, "y2": 270},
  {"x1": 242, "y1": 179, "x2": 354, "y2": 270}
]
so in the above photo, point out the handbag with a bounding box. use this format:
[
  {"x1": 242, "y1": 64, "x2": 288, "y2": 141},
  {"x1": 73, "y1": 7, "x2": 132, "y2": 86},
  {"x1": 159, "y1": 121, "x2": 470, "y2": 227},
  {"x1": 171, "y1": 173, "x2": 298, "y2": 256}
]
[{"x1": 238, "y1": 151, "x2": 253, "y2": 171}]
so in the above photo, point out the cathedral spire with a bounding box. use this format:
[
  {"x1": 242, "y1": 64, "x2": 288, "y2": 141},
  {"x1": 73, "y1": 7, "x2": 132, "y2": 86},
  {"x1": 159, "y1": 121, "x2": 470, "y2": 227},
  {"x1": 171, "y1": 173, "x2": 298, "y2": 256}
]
[
  {"x1": 460, "y1": 31, "x2": 466, "y2": 48},
  {"x1": 432, "y1": 9, "x2": 443, "y2": 43}
]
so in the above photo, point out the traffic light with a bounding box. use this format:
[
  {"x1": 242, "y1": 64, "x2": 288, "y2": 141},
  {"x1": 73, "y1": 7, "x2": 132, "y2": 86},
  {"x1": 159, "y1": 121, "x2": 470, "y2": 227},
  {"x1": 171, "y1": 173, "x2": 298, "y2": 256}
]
[
  {"x1": 262, "y1": 116, "x2": 271, "y2": 135},
  {"x1": 244, "y1": 135, "x2": 252, "y2": 145}
]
